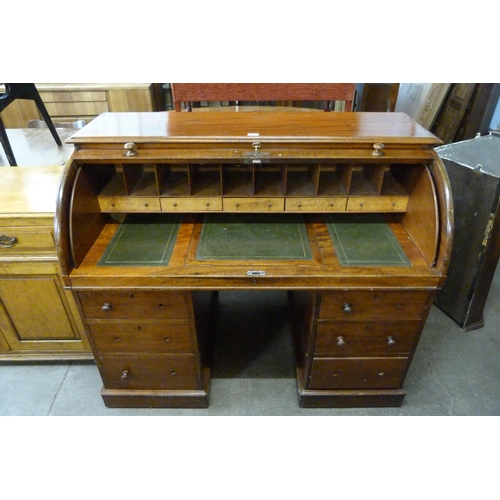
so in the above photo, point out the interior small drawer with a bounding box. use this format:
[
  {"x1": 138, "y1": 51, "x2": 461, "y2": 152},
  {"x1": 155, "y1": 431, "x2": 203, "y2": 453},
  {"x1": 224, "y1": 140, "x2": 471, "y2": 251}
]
[
  {"x1": 78, "y1": 290, "x2": 191, "y2": 320},
  {"x1": 88, "y1": 321, "x2": 192, "y2": 354},
  {"x1": 319, "y1": 290, "x2": 432, "y2": 321},
  {"x1": 160, "y1": 197, "x2": 222, "y2": 212},
  {"x1": 223, "y1": 198, "x2": 284, "y2": 212},
  {"x1": 98, "y1": 196, "x2": 161, "y2": 212},
  {"x1": 0, "y1": 226, "x2": 54, "y2": 255},
  {"x1": 315, "y1": 320, "x2": 421, "y2": 356},
  {"x1": 309, "y1": 357, "x2": 409, "y2": 390},
  {"x1": 285, "y1": 197, "x2": 347, "y2": 212},
  {"x1": 346, "y1": 196, "x2": 408, "y2": 212},
  {"x1": 98, "y1": 354, "x2": 200, "y2": 390}
]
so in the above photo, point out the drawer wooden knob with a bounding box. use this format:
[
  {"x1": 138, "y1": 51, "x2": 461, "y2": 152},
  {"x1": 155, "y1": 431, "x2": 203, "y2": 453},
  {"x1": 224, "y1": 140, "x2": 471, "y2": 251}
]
[
  {"x1": 387, "y1": 336, "x2": 396, "y2": 346},
  {"x1": 336, "y1": 336, "x2": 346, "y2": 346},
  {"x1": 342, "y1": 303, "x2": 352, "y2": 313},
  {"x1": 121, "y1": 370, "x2": 130, "y2": 380},
  {"x1": 0, "y1": 235, "x2": 18, "y2": 248},
  {"x1": 102, "y1": 302, "x2": 113, "y2": 312}
]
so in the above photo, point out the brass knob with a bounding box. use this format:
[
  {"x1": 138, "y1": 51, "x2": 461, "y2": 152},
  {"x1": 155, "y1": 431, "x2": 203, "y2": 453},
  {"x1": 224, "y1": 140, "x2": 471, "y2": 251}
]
[
  {"x1": 372, "y1": 142, "x2": 385, "y2": 157},
  {"x1": 102, "y1": 302, "x2": 113, "y2": 312},
  {"x1": 121, "y1": 370, "x2": 130, "y2": 380},
  {"x1": 387, "y1": 336, "x2": 396, "y2": 346},
  {"x1": 123, "y1": 142, "x2": 137, "y2": 157},
  {"x1": 342, "y1": 303, "x2": 352, "y2": 313},
  {"x1": 336, "y1": 336, "x2": 346, "y2": 346}
]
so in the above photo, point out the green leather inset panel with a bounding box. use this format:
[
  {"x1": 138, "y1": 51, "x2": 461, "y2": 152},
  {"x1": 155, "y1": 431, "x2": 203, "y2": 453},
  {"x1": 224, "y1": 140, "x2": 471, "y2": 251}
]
[
  {"x1": 326, "y1": 214, "x2": 411, "y2": 266},
  {"x1": 196, "y1": 214, "x2": 312, "y2": 260},
  {"x1": 98, "y1": 214, "x2": 181, "y2": 266}
]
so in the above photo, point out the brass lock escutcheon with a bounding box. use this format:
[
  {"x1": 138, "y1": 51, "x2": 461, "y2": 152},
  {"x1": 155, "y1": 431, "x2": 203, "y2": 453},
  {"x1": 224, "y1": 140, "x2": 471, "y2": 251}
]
[
  {"x1": 0, "y1": 235, "x2": 18, "y2": 248},
  {"x1": 252, "y1": 141, "x2": 261, "y2": 156}
]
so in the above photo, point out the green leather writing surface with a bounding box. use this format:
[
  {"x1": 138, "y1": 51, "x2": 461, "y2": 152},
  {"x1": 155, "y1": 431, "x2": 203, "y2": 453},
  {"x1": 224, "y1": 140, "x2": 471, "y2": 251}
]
[
  {"x1": 196, "y1": 214, "x2": 312, "y2": 260},
  {"x1": 98, "y1": 214, "x2": 181, "y2": 266},
  {"x1": 326, "y1": 214, "x2": 411, "y2": 266}
]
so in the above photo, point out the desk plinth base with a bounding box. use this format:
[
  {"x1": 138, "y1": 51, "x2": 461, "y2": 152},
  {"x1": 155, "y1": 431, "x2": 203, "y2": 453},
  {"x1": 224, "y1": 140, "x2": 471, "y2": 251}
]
[
  {"x1": 100, "y1": 370, "x2": 210, "y2": 409},
  {"x1": 296, "y1": 373, "x2": 406, "y2": 408}
]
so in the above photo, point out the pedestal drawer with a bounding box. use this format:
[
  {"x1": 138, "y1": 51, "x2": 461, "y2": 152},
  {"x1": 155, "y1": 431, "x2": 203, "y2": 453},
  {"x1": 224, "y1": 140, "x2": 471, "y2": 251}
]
[
  {"x1": 315, "y1": 321, "x2": 421, "y2": 356},
  {"x1": 319, "y1": 290, "x2": 432, "y2": 321},
  {"x1": 0, "y1": 226, "x2": 54, "y2": 255},
  {"x1": 98, "y1": 354, "x2": 200, "y2": 390},
  {"x1": 309, "y1": 357, "x2": 409, "y2": 390},
  {"x1": 78, "y1": 291, "x2": 190, "y2": 320},
  {"x1": 88, "y1": 321, "x2": 192, "y2": 354}
]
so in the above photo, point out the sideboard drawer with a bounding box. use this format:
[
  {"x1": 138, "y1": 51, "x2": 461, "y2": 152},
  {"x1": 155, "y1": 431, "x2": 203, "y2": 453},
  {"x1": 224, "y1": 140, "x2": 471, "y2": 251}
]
[
  {"x1": 0, "y1": 226, "x2": 54, "y2": 255},
  {"x1": 89, "y1": 321, "x2": 192, "y2": 354},
  {"x1": 309, "y1": 357, "x2": 409, "y2": 390},
  {"x1": 315, "y1": 320, "x2": 421, "y2": 356},
  {"x1": 78, "y1": 291, "x2": 191, "y2": 320},
  {"x1": 98, "y1": 354, "x2": 199, "y2": 390},
  {"x1": 319, "y1": 290, "x2": 432, "y2": 321}
]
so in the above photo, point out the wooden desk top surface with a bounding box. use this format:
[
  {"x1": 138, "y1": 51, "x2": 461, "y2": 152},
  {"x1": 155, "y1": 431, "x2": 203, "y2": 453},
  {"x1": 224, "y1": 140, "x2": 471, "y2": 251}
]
[
  {"x1": 0, "y1": 166, "x2": 63, "y2": 215},
  {"x1": 68, "y1": 111, "x2": 441, "y2": 146},
  {"x1": 0, "y1": 128, "x2": 77, "y2": 167}
]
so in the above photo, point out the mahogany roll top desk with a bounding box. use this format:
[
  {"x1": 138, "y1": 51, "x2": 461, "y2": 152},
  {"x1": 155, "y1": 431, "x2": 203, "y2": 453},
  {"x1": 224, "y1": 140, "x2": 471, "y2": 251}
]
[{"x1": 55, "y1": 111, "x2": 453, "y2": 408}]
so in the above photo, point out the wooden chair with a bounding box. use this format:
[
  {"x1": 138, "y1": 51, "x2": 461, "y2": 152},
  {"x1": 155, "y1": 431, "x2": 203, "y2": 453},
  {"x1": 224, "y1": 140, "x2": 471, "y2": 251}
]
[
  {"x1": 171, "y1": 83, "x2": 356, "y2": 112},
  {"x1": 0, "y1": 83, "x2": 62, "y2": 166}
]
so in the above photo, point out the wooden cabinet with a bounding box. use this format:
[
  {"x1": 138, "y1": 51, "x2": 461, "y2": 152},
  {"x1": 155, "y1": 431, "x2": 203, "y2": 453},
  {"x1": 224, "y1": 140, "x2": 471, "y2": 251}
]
[
  {"x1": 0, "y1": 167, "x2": 91, "y2": 360},
  {"x1": 0, "y1": 84, "x2": 162, "y2": 128},
  {"x1": 55, "y1": 111, "x2": 453, "y2": 408}
]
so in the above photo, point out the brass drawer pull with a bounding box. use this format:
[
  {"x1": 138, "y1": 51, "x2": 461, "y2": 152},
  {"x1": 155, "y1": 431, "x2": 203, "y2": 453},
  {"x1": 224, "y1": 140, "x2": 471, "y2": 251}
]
[
  {"x1": 372, "y1": 142, "x2": 385, "y2": 156},
  {"x1": 123, "y1": 142, "x2": 138, "y2": 157},
  {"x1": 102, "y1": 302, "x2": 113, "y2": 312},
  {"x1": 387, "y1": 336, "x2": 396, "y2": 346},
  {"x1": 342, "y1": 303, "x2": 352, "y2": 313},
  {"x1": 121, "y1": 370, "x2": 130, "y2": 380},
  {"x1": 336, "y1": 336, "x2": 346, "y2": 346},
  {"x1": 0, "y1": 235, "x2": 18, "y2": 248}
]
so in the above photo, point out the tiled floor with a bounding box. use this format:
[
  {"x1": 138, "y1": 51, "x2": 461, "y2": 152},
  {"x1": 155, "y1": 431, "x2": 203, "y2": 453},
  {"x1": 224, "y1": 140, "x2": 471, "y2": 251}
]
[{"x1": 2, "y1": 271, "x2": 500, "y2": 416}]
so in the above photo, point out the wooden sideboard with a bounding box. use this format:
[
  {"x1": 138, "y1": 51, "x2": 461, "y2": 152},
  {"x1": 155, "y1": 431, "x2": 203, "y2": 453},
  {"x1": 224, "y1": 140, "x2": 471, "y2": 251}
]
[
  {"x1": 0, "y1": 166, "x2": 92, "y2": 360},
  {"x1": 0, "y1": 84, "x2": 163, "y2": 128},
  {"x1": 55, "y1": 111, "x2": 453, "y2": 408}
]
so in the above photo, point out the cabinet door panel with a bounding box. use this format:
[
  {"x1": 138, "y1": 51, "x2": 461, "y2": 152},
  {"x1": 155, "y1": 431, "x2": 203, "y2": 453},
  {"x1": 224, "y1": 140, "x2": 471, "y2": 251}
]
[{"x1": 0, "y1": 277, "x2": 77, "y2": 340}]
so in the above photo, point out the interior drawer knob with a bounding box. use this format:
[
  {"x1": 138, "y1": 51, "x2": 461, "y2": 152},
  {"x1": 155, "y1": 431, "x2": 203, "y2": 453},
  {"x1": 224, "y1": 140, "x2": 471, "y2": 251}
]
[
  {"x1": 342, "y1": 303, "x2": 352, "y2": 313},
  {"x1": 121, "y1": 370, "x2": 130, "y2": 380},
  {"x1": 387, "y1": 336, "x2": 396, "y2": 346},
  {"x1": 102, "y1": 302, "x2": 113, "y2": 312},
  {"x1": 336, "y1": 336, "x2": 346, "y2": 346}
]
